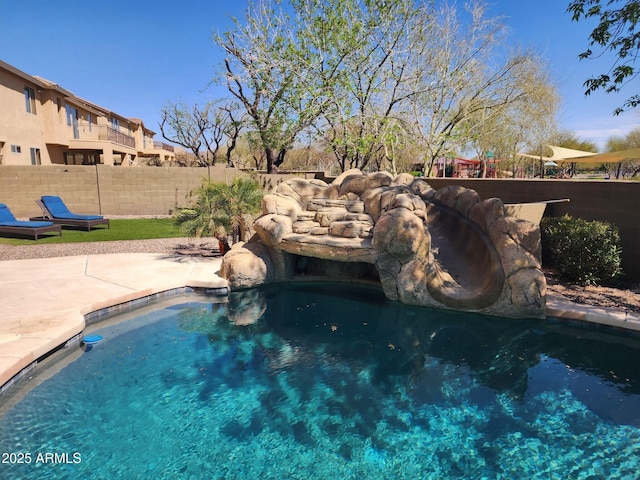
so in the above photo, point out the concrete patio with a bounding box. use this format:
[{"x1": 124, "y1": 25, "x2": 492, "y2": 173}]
[
  {"x1": 0, "y1": 253, "x2": 639, "y2": 391},
  {"x1": 0, "y1": 253, "x2": 226, "y2": 389}
]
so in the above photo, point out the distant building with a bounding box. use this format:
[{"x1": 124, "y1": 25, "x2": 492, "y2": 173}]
[{"x1": 0, "y1": 59, "x2": 175, "y2": 166}]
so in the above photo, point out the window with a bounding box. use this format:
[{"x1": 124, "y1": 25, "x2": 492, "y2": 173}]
[
  {"x1": 111, "y1": 117, "x2": 120, "y2": 130},
  {"x1": 66, "y1": 104, "x2": 79, "y2": 139},
  {"x1": 30, "y1": 147, "x2": 41, "y2": 165},
  {"x1": 10, "y1": 145, "x2": 21, "y2": 153},
  {"x1": 65, "y1": 104, "x2": 78, "y2": 126},
  {"x1": 24, "y1": 86, "x2": 36, "y2": 114},
  {"x1": 87, "y1": 113, "x2": 92, "y2": 131}
]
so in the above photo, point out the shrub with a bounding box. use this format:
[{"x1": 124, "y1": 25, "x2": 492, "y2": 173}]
[
  {"x1": 540, "y1": 215, "x2": 622, "y2": 285},
  {"x1": 174, "y1": 178, "x2": 263, "y2": 242}
]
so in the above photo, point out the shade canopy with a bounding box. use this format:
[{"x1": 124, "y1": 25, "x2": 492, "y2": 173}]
[
  {"x1": 517, "y1": 145, "x2": 598, "y2": 162},
  {"x1": 567, "y1": 147, "x2": 640, "y2": 164}
]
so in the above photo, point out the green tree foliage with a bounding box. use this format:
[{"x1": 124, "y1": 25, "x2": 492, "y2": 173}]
[
  {"x1": 605, "y1": 126, "x2": 640, "y2": 177},
  {"x1": 174, "y1": 178, "x2": 263, "y2": 242},
  {"x1": 541, "y1": 215, "x2": 622, "y2": 285},
  {"x1": 568, "y1": 0, "x2": 640, "y2": 114},
  {"x1": 605, "y1": 126, "x2": 640, "y2": 150},
  {"x1": 216, "y1": 0, "x2": 557, "y2": 174}
]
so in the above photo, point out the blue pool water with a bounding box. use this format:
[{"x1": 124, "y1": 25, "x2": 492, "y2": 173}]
[{"x1": 1, "y1": 283, "x2": 640, "y2": 479}]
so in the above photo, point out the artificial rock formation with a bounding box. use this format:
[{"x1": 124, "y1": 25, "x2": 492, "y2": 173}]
[{"x1": 219, "y1": 169, "x2": 546, "y2": 318}]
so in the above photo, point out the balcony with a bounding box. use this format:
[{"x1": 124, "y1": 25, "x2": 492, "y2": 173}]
[
  {"x1": 70, "y1": 122, "x2": 135, "y2": 149},
  {"x1": 153, "y1": 141, "x2": 174, "y2": 152}
]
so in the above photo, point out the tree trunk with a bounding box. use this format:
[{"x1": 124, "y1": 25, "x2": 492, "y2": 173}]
[{"x1": 265, "y1": 148, "x2": 278, "y2": 174}]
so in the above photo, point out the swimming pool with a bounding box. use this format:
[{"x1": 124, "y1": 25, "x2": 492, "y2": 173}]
[{"x1": 1, "y1": 283, "x2": 639, "y2": 479}]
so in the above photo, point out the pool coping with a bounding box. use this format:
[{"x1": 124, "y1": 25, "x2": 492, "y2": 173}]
[
  {"x1": 0, "y1": 253, "x2": 227, "y2": 391},
  {"x1": 0, "y1": 252, "x2": 638, "y2": 392}
]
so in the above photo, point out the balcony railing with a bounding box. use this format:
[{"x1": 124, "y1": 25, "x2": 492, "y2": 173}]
[
  {"x1": 153, "y1": 141, "x2": 174, "y2": 152},
  {"x1": 70, "y1": 122, "x2": 135, "y2": 148},
  {"x1": 97, "y1": 126, "x2": 135, "y2": 148}
]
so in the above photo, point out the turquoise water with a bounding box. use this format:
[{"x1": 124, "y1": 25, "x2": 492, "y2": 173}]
[{"x1": 1, "y1": 283, "x2": 640, "y2": 479}]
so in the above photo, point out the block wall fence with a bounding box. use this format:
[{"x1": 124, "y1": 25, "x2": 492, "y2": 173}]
[
  {"x1": 0, "y1": 165, "x2": 307, "y2": 218},
  {"x1": 1, "y1": 166, "x2": 639, "y2": 279}
]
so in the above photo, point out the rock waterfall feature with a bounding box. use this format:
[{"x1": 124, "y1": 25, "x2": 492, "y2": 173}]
[{"x1": 220, "y1": 169, "x2": 546, "y2": 319}]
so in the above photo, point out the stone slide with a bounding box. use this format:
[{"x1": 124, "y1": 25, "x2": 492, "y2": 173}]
[{"x1": 220, "y1": 169, "x2": 545, "y2": 319}]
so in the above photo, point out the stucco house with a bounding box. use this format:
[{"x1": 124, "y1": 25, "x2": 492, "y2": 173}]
[{"x1": 0, "y1": 59, "x2": 174, "y2": 167}]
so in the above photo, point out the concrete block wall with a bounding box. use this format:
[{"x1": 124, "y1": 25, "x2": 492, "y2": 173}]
[
  {"x1": 0, "y1": 165, "x2": 254, "y2": 218},
  {"x1": 3, "y1": 167, "x2": 637, "y2": 278},
  {"x1": 0, "y1": 165, "x2": 301, "y2": 218}
]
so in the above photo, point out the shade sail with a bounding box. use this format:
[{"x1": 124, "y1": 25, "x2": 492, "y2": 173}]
[
  {"x1": 567, "y1": 147, "x2": 640, "y2": 164},
  {"x1": 517, "y1": 145, "x2": 598, "y2": 162}
]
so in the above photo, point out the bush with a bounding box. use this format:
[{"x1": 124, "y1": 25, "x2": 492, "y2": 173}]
[{"x1": 540, "y1": 215, "x2": 622, "y2": 285}]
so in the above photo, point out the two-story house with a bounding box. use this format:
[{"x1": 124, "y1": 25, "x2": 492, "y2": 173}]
[{"x1": 0, "y1": 59, "x2": 175, "y2": 166}]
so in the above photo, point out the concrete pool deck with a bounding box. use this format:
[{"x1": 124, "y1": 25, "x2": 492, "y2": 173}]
[
  {"x1": 1, "y1": 253, "x2": 639, "y2": 390},
  {"x1": 0, "y1": 253, "x2": 227, "y2": 389}
]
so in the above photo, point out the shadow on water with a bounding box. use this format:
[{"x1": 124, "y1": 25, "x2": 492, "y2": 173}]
[{"x1": 169, "y1": 282, "x2": 640, "y2": 449}]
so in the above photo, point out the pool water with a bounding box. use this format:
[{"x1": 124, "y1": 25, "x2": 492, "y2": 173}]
[{"x1": 1, "y1": 283, "x2": 640, "y2": 479}]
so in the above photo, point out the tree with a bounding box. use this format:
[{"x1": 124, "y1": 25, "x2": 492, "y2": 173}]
[
  {"x1": 605, "y1": 126, "x2": 640, "y2": 177},
  {"x1": 215, "y1": 1, "x2": 327, "y2": 173},
  {"x1": 207, "y1": 177, "x2": 264, "y2": 242},
  {"x1": 220, "y1": 101, "x2": 245, "y2": 166},
  {"x1": 304, "y1": 0, "x2": 432, "y2": 172},
  {"x1": 408, "y1": 1, "x2": 558, "y2": 176},
  {"x1": 174, "y1": 177, "x2": 264, "y2": 243},
  {"x1": 568, "y1": 0, "x2": 640, "y2": 114},
  {"x1": 215, "y1": 0, "x2": 558, "y2": 175},
  {"x1": 173, "y1": 181, "x2": 229, "y2": 237},
  {"x1": 160, "y1": 101, "x2": 233, "y2": 166}
]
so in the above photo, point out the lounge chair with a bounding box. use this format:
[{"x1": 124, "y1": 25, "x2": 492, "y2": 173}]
[
  {"x1": 0, "y1": 203, "x2": 62, "y2": 240},
  {"x1": 32, "y1": 195, "x2": 110, "y2": 231}
]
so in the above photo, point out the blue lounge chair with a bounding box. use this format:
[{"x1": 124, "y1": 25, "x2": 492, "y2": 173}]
[
  {"x1": 0, "y1": 203, "x2": 62, "y2": 240},
  {"x1": 33, "y1": 195, "x2": 110, "y2": 231}
]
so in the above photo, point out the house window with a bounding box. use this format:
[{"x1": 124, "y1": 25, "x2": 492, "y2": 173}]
[
  {"x1": 24, "y1": 86, "x2": 36, "y2": 114},
  {"x1": 111, "y1": 117, "x2": 120, "y2": 131},
  {"x1": 87, "y1": 113, "x2": 92, "y2": 131},
  {"x1": 66, "y1": 104, "x2": 78, "y2": 126},
  {"x1": 30, "y1": 147, "x2": 41, "y2": 165},
  {"x1": 11, "y1": 145, "x2": 21, "y2": 153}
]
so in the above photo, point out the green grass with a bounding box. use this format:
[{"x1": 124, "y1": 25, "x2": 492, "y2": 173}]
[{"x1": 0, "y1": 218, "x2": 185, "y2": 245}]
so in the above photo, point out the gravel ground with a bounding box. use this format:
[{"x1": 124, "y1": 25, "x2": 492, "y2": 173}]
[{"x1": 0, "y1": 238, "x2": 222, "y2": 261}]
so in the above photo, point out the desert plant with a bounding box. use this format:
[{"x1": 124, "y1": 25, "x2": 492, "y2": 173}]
[
  {"x1": 541, "y1": 215, "x2": 622, "y2": 285},
  {"x1": 174, "y1": 177, "x2": 263, "y2": 242}
]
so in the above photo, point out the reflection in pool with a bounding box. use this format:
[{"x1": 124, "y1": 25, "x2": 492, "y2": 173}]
[{"x1": 1, "y1": 283, "x2": 640, "y2": 479}]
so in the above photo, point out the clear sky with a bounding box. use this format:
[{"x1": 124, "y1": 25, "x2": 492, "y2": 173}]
[{"x1": 1, "y1": 0, "x2": 638, "y2": 151}]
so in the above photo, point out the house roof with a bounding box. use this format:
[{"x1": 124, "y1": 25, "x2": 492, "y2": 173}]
[{"x1": 1, "y1": 59, "x2": 155, "y2": 133}]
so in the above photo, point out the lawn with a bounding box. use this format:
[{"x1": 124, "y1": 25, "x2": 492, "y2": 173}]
[{"x1": 0, "y1": 218, "x2": 185, "y2": 245}]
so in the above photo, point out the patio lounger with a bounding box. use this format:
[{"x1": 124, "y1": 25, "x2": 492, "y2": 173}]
[
  {"x1": 32, "y1": 195, "x2": 110, "y2": 231},
  {"x1": 0, "y1": 203, "x2": 62, "y2": 240}
]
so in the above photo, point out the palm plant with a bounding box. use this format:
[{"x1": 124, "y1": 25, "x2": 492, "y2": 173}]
[
  {"x1": 174, "y1": 177, "x2": 263, "y2": 243},
  {"x1": 209, "y1": 177, "x2": 264, "y2": 242}
]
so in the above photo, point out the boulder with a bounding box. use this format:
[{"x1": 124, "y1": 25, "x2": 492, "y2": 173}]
[{"x1": 219, "y1": 241, "x2": 275, "y2": 289}]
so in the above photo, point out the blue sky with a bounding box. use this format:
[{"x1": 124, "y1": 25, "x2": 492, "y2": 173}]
[{"x1": 1, "y1": 0, "x2": 638, "y2": 151}]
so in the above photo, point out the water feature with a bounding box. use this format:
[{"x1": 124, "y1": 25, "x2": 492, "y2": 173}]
[{"x1": 1, "y1": 283, "x2": 639, "y2": 479}]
